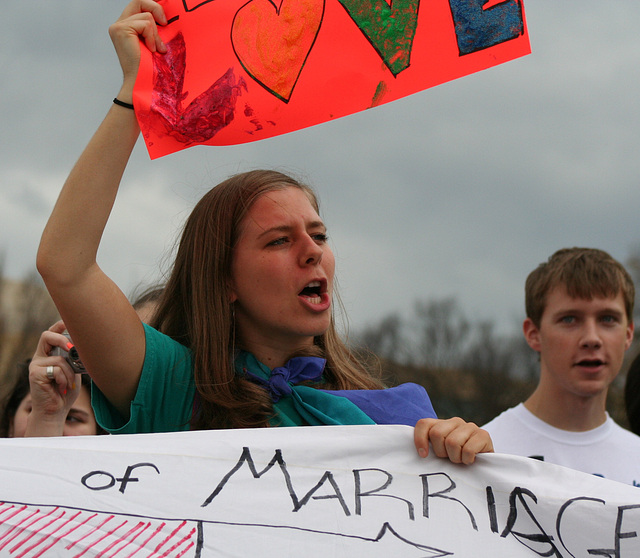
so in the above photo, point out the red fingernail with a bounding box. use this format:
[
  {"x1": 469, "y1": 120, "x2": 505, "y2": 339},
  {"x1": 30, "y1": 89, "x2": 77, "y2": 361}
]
[{"x1": 66, "y1": 342, "x2": 74, "y2": 350}]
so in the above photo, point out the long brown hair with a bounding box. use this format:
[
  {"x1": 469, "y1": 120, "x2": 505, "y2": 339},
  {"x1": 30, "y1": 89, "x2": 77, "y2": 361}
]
[{"x1": 152, "y1": 170, "x2": 382, "y2": 430}]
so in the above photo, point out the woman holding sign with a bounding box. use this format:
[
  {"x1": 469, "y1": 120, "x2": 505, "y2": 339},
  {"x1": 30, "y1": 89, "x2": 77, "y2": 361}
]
[{"x1": 36, "y1": 0, "x2": 492, "y2": 464}]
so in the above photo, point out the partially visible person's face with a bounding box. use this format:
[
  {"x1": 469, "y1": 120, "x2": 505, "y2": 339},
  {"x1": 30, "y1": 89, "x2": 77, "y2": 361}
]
[
  {"x1": 524, "y1": 285, "x2": 634, "y2": 399},
  {"x1": 9, "y1": 387, "x2": 98, "y2": 437},
  {"x1": 229, "y1": 187, "x2": 335, "y2": 361}
]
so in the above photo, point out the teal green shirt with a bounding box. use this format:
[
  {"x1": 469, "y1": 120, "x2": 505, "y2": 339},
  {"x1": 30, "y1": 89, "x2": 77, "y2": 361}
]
[
  {"x1": 92, "y1": 325, "x2": 373, "y2": 433},
  {"x1": 92, "y1": 324, "x2": 195, "y2": 433},
  {"x1": 92, "y1": 324, "x2": 434, "y2": 434}
]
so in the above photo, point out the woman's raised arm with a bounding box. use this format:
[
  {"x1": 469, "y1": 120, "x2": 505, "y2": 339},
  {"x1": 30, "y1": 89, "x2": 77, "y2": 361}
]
[{"x1": 37, "y1": 1, "x2": 167, "y2": 418}]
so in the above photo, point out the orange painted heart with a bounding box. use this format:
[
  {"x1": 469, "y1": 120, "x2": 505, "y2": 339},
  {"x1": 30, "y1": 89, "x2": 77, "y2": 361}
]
[{"x1": 231, "y1": 0, "x2": 325, "y2": 103}]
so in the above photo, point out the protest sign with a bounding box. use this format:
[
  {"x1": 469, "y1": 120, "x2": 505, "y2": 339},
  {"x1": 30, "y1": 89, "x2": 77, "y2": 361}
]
[
  {"x1": 1, "y1": 425, "x2": 639, "y2": 557},
  {"x1": 133, "y1": 0, "x2": 531, "y2": 158}
]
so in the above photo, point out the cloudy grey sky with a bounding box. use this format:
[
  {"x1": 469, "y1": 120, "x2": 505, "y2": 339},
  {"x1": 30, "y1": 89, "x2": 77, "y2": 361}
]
[{"x1": 1, "y1": 1, "x2": 639, "y2": 338}]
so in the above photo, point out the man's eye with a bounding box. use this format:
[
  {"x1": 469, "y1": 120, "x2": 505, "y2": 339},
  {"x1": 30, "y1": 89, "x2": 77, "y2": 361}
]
[
  {"x1": 313, "y1": 233, "x2": 328, "y2": 243},
  {"x1": 560, "y1": 316, "x2": 575, "y2": 324},
  {"x1": 601, "y1": 315, "x2": 618, "y2": 324}
]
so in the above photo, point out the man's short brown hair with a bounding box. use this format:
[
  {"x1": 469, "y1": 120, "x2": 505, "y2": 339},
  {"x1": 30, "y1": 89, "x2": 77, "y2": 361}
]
[{"x1": 525, "y1": 247, "x2": 635, "y2": 327}]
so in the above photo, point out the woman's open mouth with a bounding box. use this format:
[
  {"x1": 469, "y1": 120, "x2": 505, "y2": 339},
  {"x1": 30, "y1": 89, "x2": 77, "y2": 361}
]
[
  {"x1": 299, "y1": 281, "x2": 322, "y2": 304},
  {"x1": 298, "y1": 280, "x2": 330, "y2": 310}
]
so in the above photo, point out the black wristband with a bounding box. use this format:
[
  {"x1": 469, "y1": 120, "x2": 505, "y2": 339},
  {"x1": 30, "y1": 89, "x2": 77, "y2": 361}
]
[{"x1": 113, "y1": 97, "x2": 134, "y2": 110}]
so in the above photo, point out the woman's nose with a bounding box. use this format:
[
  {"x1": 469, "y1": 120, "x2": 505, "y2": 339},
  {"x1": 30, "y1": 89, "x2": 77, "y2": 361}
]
[{"x1": 299, "y1": 235, "x2": 323, "y2": 266}]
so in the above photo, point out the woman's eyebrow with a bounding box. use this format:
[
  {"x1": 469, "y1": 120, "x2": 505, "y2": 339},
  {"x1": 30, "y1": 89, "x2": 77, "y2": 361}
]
[
  {"x1": 257, "y1": 220, "x2": 325, "y2": 239},
  {"x1": 256, "y1": 224, "x2": 293, "y2": 239}
]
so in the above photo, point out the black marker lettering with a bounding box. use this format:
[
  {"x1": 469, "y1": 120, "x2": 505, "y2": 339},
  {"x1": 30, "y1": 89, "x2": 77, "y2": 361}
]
[
  {"x1": 81, "y1": 463, "x2": 159, "y2": 493},
  {"x1": 293, "y1": 470, "x2": 351, "y2": 515},
  {"x1": 556, "y1": 496, "x2": 605, "y2": 557},
  {"x1": 486, "y1": 486, "x2": 499, "y2": 533},
  {"x1": 614, "y1": 504, "x2": 640, "y2": 558},
  {"x1": 201, "y1": 447, "x2": 291, "y2": 507},
  {"x1": 501, "y1": 487, "x2": 561, "y2": 557},
  {"x1": 353, "y1": 468, "x2": 415, "y2": 520},
  {"x1": 81, "y1": 470, "x2": 116, "y2": 491},
  {"x1": 421, "y1": 472, "x2": 477, "y2": 530},
  {"x1": 116, "y1": 463, "x2": 160, "y2": 494}
]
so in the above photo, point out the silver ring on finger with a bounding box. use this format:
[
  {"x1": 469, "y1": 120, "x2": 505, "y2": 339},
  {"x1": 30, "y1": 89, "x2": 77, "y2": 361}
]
[{"x1": 46, "y1": 365, "x2": 55, "y2": 381}]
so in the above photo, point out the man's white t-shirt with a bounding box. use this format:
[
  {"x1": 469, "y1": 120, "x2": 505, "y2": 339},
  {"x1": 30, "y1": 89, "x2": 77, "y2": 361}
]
[{"x1": 483, "y1": 403, "x2": 640, "y2": 486}]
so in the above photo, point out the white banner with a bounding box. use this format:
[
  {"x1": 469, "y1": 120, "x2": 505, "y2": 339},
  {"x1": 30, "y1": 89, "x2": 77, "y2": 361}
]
[{"x1": 1, "y1": 425, "x2": 639, "y2": 557}]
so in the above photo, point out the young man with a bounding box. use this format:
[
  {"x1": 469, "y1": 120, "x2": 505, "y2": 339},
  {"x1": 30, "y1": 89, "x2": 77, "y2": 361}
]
[{"x1": 483, "y1": 247, "x2": 640, "y2": 485}]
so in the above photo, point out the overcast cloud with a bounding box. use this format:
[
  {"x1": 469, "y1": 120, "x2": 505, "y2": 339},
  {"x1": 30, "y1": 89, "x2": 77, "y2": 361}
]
[{"x1": 1, "y1": 1, "x2": 639, "y2": 338}]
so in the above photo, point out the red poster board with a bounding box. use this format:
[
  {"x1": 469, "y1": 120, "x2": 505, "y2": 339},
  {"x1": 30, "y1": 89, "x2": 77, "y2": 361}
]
[{"x1": 134, "y1": 0, "x2": 530, "y2": 159}]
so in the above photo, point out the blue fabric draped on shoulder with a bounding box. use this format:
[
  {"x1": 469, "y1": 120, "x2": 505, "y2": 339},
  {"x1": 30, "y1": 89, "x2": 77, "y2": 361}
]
[
  {"x1": 236, "y1": 352, "x2": 436, "y2": 427},
  {"x1": 322, "y1": 383, "x2": 437, "y2": 426}
]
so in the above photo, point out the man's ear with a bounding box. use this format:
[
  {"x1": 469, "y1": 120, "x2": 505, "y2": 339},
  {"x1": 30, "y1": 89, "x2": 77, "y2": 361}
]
[
  {"x1": 523, "y1": 317, "x2": 542, "y2": 352},
  {"x1": 626, "y1": 320, "x2": 635, "y2": 351}
]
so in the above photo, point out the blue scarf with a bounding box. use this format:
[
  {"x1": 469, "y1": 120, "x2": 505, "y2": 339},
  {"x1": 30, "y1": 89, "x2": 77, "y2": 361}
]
[{"x1": 235, "y1": 352, "x2": 436, "y2": 427}]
